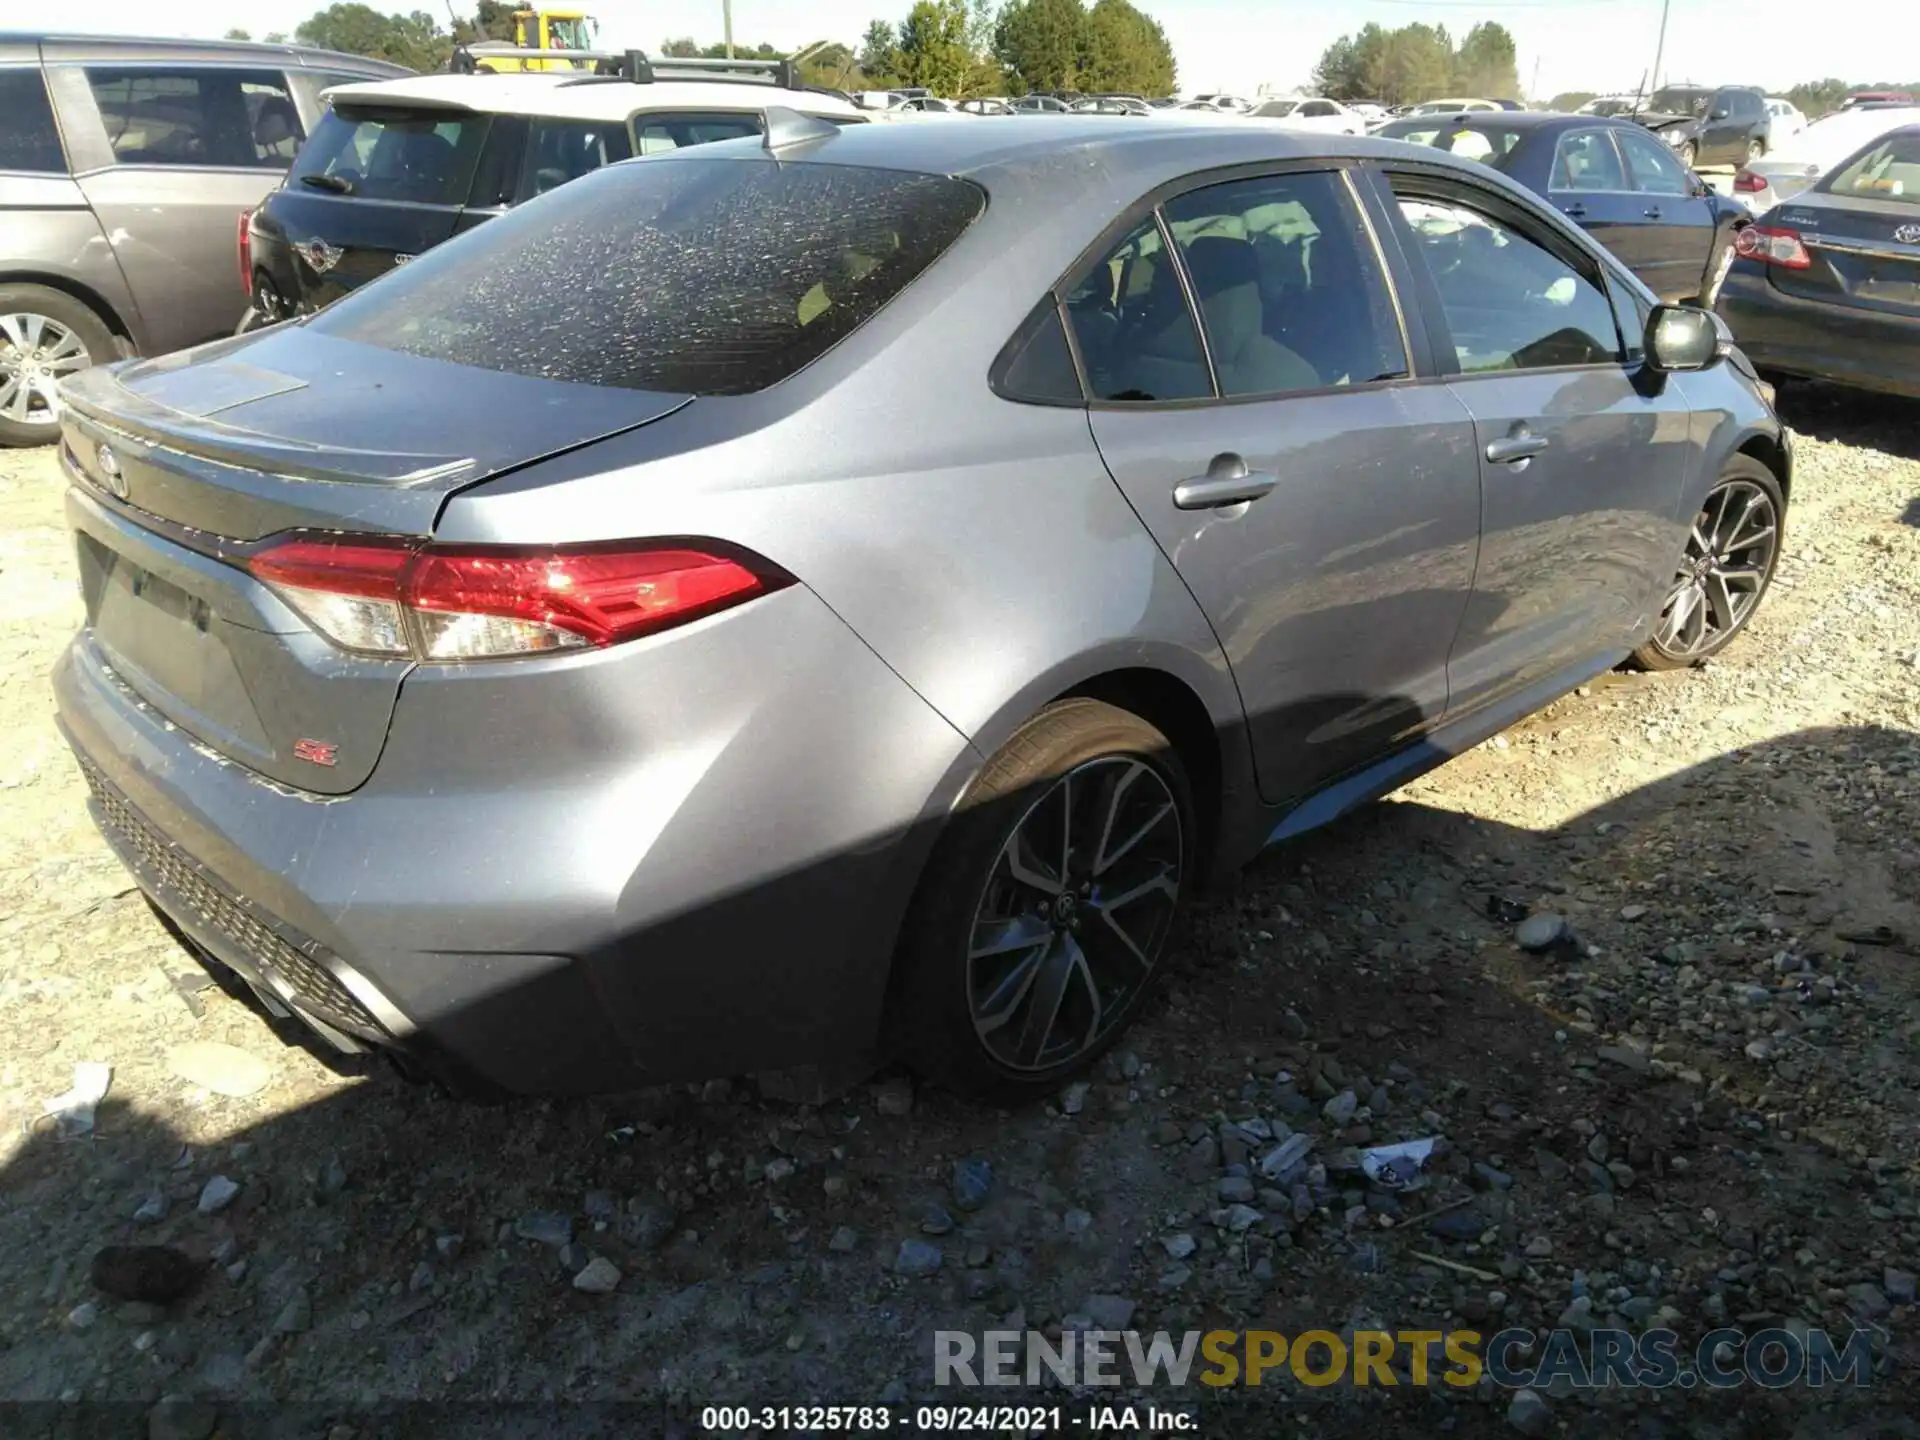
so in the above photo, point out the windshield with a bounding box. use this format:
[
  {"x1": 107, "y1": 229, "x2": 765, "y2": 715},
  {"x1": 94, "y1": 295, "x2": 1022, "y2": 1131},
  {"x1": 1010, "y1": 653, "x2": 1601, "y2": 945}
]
[
  {"x1": 1648, "y1": 88, "x2": 1711, "y2": 115},
  {"x1": 546, "y1": 17, "x2": 596, "y2": 49},
  {"x1": 307, "y1": 158, "x2": 985, "y2": 395},
  {"x1": 1821, "y1": 129, "x2": 1920, "y2": 206}
]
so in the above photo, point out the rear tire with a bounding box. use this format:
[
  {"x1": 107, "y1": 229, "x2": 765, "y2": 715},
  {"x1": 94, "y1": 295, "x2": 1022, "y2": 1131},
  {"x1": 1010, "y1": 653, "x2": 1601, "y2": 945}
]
[
  {"x1": 888, "y1": 698, "x2": 1195, "y2": 1104},
  {"x1": 1629, "y1": 456, "x2": 1784, "y2": 671},
  {"x1": 1747, "y1": 137, "x2": 1766, "y2": 162},
  {"x1": 0, "y1": 284, "x2": 116, "y2": 448}
]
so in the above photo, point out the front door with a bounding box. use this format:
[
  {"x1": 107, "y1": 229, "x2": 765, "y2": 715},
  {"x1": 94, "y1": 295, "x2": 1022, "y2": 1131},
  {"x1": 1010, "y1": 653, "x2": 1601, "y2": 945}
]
[
  {"x1": 1067, "y1": 167, "x2": 1483, "y2": 806},
  {"x1": 1614, "y1": 125, "x2": 1721, "y2": 302},
  {"x1": 70, "y1": 63, "x2": 302, "y2": 354},
  {"x1": 1378, "y1": 170, "x2": 1700, "y2": 718}
]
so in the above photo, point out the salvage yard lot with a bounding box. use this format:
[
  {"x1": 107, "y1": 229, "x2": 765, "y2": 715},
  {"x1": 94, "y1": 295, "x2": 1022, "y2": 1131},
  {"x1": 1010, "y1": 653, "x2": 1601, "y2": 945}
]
[{"x1": 3, "y1": 390, "x2": 1920, "y2": 1434}]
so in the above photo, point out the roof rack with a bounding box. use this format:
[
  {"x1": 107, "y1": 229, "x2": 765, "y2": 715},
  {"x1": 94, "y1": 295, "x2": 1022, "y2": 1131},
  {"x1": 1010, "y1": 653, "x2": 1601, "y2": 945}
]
[{"x1": 447, "y1": 44, "x2": 800, "y2": 90}]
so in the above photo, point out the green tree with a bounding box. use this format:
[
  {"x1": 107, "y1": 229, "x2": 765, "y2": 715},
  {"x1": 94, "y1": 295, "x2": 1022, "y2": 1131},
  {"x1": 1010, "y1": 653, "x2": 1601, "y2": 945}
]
[
  {"x1": 661, "y1": 36, "x2": 701, "y2": 57},
  {"x1": 294, "y1": 4, "x2": 448, "y2": 70},
  {"x1": 858, "y1": 18, "x2": 900, "y2": 83},
  {"x1": 1549, "y1": 90, "x2": 1597, "y2": 112},
  {"x1": 995, "y1": 0, "x2": 1087, "y2": 94},
  {"x1": 1784, "y1": 77, "x2": 1851, "y2": 117},
  {"x1": 1079, "y1": 0, "x2": 1174, "y2": 95},
  {"x1": 224, "y1": 27, "x2": 253, "y2": 40},
  {"x1": 896, "y1": 0, "x2": 973, "y2": 93},
  {"x1": 264, "y1": 31, "x2": 288, "y2": 43},
  {"x1": 1452, "y1": 22, "x2": 1519, "y2": 101}
]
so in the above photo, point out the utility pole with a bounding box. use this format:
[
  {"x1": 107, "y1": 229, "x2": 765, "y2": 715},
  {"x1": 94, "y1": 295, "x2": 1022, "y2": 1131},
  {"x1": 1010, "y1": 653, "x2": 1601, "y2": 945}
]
[
  {"x1": 1648, "y1": 0, "x2": 1671, "y2": 98},
  {"x1": 1530, "y1": 56, "x2": 1541, "y2": 104},
  {"x1": 723, "y1": 0, "x2": 734, "y2": 59}
]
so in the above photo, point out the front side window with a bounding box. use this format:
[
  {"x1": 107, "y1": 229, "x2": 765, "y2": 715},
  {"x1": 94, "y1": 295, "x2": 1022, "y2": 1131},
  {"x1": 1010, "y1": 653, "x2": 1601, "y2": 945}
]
[
  {"x1": 1615, "y1": 126, "x2": 1693, "y2": 195},
  {"x1": 1550, "y1": 129, "x2": 1628, "y2": 191},
  {"x1": 308, "y1": 158, "x2": 984, "y2": 396},
  {"x1": 1160, "y1": 171, "x2": 1407, "y2": 396},
  {"x1": 518, "y1": 118, "x2": 631, "y2": 200},
  {"x1": 1822, "y1": 130, "x2": 1920, "y2": 206},
  {"x1": 0, "y1": 67, "x2": 66, "y2": 173},
  {"x1": 86, "y1": 67, "x2": 299, "y2": 168},
  {"x1": 1392, "y1": 188, "x2": 1620, "y2": 373},
  {"x1": 631, "y1": 111, "x2": 762, "y2": 155},
  {"x1": 290, "y1": 106, "x2": 488, "y2": 204},
  {"x1": 1065, "y1": 215, "x2": 1210, "y2": 402}
]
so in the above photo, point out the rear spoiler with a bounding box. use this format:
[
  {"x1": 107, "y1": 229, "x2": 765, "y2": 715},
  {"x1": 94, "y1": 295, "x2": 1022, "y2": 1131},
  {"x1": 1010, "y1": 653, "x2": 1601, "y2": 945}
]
[{"x1": 447, "y1": 45, "x2": 801, "y2": 90}]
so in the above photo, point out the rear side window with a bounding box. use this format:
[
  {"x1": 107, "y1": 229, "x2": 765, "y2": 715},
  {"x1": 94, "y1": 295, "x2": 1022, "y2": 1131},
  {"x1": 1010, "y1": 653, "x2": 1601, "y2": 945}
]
[
  {"x1": 518, "y1": 118, "x2": 632, "y2": 201},
  {"x1": 291, "y1": 106, "x2": 490, "y2": 204},
  {"x1": 308, "y1": 158, "x2": 985, "y2": 395},
  {"x1": 631, "y1": 111, "x2": 762, "y2": 155},
  {"x1": 0, "y1": 67, "x2": 66, "y2": 173},
  {"x1": 86, "y1": 67, "x2": 300, "y2": 168}
]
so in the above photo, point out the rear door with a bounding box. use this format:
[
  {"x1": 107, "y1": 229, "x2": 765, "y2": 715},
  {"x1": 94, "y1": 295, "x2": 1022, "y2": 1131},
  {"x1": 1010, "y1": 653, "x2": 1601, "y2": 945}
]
[
  {"x1": 261, "y1": 103, "x2": 494, "y2": 309},
  {"x1": 1377, "y1": 167, "x2": 1700, "y2": 713},
  {"x1": 1613, "y1": 124, "x2": 1721, "y2": 301},
  {"x1": 1071, "y1": 165, "x2": 1484, "y2": 806},
  {"x1": 67, "y1": 62, "x2": 304, "y2": 353},
  {"x1": 1544, "y1": 125, "x2": 1646, "y2": 267}
]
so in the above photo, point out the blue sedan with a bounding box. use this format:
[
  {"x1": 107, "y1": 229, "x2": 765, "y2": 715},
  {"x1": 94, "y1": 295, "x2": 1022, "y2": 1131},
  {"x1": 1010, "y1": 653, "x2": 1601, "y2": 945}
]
[{"x1": 1376, "y1": 111, "x2": 1746, "y2": 305}]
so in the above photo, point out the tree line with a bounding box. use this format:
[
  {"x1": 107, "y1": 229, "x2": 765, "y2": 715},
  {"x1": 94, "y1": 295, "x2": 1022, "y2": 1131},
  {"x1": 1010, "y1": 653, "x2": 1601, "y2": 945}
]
[
  {"x1": 281, "y1": 0, "x2": 1175, "y2": 98},
  {"x1": 1311, "y1": 21, "x2": 1520, "y2": 107}
]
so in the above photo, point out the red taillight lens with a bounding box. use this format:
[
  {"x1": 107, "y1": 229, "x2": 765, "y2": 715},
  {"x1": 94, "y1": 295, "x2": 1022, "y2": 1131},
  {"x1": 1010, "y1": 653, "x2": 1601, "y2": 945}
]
[
  {"x1": 238, "y1": 210, "x2": 254, "y2": 297},
  {"x1": 1734, "y1": 224, "x2": 1812, "y2": 270},
  {"x1": 248, "y1": 535, "x2": 788, "y2": 661},
  {"x1": 1732, "y1": 169, "x2": 1765, "y2": 193}
]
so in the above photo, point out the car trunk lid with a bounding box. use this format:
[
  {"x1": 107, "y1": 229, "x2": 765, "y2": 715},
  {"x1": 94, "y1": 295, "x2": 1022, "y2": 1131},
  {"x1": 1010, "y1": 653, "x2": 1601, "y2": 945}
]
[
  {"x1": 1770, "y1": 194, "x2": 1920, "y2": 317},
  {"x1": 58, "y1": 326, "x2": 690, "y2": 793}
]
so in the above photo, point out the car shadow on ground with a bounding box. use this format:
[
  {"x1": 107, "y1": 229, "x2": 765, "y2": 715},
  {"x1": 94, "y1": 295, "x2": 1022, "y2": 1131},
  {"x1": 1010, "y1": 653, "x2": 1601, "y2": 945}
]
[
  {"x1": 1772, "y1": 383, "x2": 1920, "y2": 466},
  {"x1": 3, "y1": 722, "x2": 1918, "y2": 1437}
]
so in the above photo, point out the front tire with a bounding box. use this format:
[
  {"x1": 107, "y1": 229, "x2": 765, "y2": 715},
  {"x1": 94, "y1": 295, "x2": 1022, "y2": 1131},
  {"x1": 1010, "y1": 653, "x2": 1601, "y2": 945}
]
[
  {"x1": 889, "y1": 699, "x2": 1194, "y2": 1103},
  {"x1": 1677, "y1": 139, "x2": 1698, "y2": 168},
  {"x1": 0, "y1": 284, "x2": 116, "y2": 447},
  {"x1": 1630, "y1": 457, "x2": 1783, "y2": 671},
  {"x1": 1747, "y1": 137, "x2": 1766, "y2": 162}
]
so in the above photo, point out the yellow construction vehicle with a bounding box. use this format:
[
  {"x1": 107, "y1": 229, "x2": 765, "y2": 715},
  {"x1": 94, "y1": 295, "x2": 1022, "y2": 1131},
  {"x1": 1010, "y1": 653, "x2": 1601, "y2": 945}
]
[{"x1": 463, "y1": 11, "x2": 601, "y2": 72}]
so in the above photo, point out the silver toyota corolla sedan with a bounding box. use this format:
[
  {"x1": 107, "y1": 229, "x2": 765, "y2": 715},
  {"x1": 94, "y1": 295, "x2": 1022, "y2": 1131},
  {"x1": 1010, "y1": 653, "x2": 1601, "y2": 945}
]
[{"x1": 52, "y1": 112, "x2": 1791, "y2": 1102}]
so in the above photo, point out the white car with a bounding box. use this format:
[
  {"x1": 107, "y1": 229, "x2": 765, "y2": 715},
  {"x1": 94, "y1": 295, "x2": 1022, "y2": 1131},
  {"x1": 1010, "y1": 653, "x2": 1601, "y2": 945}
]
[
  {"x1": 956, "y1": 97, "x2": 1011, "y2": 116},
  {"x1": 1734, "y1": 104, "x2": 1920, "y2": 212},
  {"x1": 1764, "y1": 97, "x2": 1806, "y2": 139},
  {"x1": 851, "y1": 90, "x2": 906, "y2": 112},
  {"x1": 1187, "y1": 93, "x2": 1251, "y2": 113},
  {"x1": 1409, "y1": 97, "x2": 1500, "y2": 115},
  {"x1": 1070, "y1": 97, "x2": 1153, "y2": 116},
  {"x1": 1247, "y1": 96, "x2": 1363, "y2": 134}
]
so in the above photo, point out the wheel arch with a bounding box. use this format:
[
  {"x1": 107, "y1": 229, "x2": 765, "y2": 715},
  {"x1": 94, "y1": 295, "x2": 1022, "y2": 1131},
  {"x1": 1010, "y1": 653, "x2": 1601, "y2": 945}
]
[
  {"x1": 1734, "y1": 426, "x2": 1791, "y2": 501},
  {"x1": 0, "y1": 269, "x2": 138, "y2": 356}
]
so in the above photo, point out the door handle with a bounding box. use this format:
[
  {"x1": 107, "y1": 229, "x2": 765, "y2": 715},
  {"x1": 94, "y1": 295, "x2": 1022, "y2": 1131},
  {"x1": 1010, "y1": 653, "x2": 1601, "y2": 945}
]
[
  {"x1": 1561, "y1": 202, "x2": 1588, "y2": 219},
  {"x1": 1173, "y1": 455, "x2": 1278, "y2": 510},
  {"x1": 1644, "y1": 206, "x2": 1664, "y2": 219},
  {"x1": 1486, "y1": 431, "x2": 1551, "y2": 465}
]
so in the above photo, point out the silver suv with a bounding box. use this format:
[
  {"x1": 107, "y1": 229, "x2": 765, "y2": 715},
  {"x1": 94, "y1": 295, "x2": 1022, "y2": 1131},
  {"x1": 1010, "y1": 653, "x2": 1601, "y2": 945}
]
[{"x1": 0, "y1": 31, "x2": 406, "y2": 446}]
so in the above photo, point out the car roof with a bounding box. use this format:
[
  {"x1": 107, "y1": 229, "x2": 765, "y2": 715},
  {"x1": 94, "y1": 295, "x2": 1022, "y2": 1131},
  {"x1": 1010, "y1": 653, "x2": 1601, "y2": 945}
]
[
  {"x1": 0, "y1": 29, "x2": 411, "y2": 74},
  {"x1": 317, "y1": 71, "x2": 862, "y2": 121}
]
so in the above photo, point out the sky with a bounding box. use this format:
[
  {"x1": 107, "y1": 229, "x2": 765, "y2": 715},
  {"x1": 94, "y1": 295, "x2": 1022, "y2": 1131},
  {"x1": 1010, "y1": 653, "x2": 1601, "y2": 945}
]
[{"x1": 37, "y1": 0, "x2": 1913, "y2": 103}]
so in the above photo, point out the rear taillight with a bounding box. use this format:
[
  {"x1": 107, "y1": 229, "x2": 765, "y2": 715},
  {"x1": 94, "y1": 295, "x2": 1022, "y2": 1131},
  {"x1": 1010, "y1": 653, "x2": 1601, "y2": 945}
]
[
  {"x1": 1734, "y1": 224, "x2": 1812, "y2": 270},
  {"x1": 1732, "y1": 169, "x2": 1766, "y2": 193},
  {"x1": 248, "y1": 535, "x2": 790, "y2": 661},
  {"x1": 238, "y1": 209, "x2": 254, "y2": 296}
]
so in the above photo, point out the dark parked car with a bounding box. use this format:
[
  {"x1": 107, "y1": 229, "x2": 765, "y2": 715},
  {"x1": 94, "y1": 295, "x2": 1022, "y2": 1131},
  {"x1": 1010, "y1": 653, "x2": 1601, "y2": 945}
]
[
  {"x1": 1633, "y1": 84, "x2": 1770, "y2": 168},
  {"x1": 0, "y1": 31, "x2": 405, "y2": 445},
  {"x1": 1715, "y1": 123, "x2": 1920, "y2": 399},
  {"x1": 53, "y1": 118, "x2": 1789, "y2": 1101},
  {"x1": 1375, "y1": 112, "x2": 1746, "y2": 304},
  {"x1": 243, "y1": 65, "x2": 863, "y2": 327}
]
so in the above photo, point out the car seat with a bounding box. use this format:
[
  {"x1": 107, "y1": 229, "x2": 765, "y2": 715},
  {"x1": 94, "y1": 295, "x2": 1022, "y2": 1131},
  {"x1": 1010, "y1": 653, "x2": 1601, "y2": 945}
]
[{"x1": 1178, "y1": 235, "x2": 1321, "y2": 394}]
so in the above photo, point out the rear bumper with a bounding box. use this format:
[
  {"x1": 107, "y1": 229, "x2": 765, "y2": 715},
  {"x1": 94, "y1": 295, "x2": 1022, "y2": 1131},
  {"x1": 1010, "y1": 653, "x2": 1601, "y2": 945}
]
[
  {"x1": 53, "y1": 582, "x2": 977, "y2": 1095},
  {"x1": 1716, "y1": 265, "x2": 1920, "y2": 399}
]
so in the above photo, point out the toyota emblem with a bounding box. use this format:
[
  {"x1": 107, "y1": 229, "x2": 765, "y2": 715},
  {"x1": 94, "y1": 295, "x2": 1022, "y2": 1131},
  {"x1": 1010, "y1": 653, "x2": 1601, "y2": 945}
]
[
  {"x1": 299, "y1": 237, "x2": 344, "y2": 274},
  {"x1": 96, "y1": 445, "x2": 130, "y2": 500},
  {"x1": 1896, "y1": 223, "x2": 1920, "y2": 246}
]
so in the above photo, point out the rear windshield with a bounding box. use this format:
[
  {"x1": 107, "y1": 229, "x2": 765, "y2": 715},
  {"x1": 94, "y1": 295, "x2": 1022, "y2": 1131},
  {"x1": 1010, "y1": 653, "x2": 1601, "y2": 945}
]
[
  {"x1": 306, "y1": 157, "x2": 986, "y2": 395},
  {"x1": 1822, "y1": 130, "x2": 1920, "y2": 206},
  {"x1": 292, "y1": 106, "x2": 490, "y2": 205},
  {"x1": 1378, "y1": 123, "x2": 1524, "y2": 165}
]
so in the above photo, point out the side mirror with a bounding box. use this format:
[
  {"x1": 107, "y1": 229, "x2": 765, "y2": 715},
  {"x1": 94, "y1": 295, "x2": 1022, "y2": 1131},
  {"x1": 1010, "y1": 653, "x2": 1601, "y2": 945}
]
[
  {"x1": 1645, "y1": 304, "x2": 1722, "y2": 372},
  {"x1": 1711, "y1": 107, "x2": 1730, "y2": 120}
]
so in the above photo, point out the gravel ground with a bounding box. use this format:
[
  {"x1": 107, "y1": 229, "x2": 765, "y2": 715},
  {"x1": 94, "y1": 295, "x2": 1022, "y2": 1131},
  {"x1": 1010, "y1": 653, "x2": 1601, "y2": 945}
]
[{"x1": 3, "y1": 385, "x2": 1920, "y2": 1438}]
